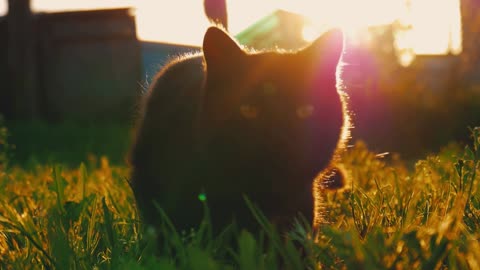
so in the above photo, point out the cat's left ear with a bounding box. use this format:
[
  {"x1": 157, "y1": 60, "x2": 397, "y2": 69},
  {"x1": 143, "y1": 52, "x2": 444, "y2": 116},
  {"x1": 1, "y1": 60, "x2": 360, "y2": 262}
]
[
  {"x1": 203, "y1": 27, "x2": 245, "y2": 70},
  {"x1": 302, "y1": 28, "x2": 344, "y2": 66}
]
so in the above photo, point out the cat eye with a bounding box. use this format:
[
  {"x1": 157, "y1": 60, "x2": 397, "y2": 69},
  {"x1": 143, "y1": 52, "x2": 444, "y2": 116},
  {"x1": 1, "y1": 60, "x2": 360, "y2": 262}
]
[
  {"x1": 296, "y1": 105, "x2": 315, "y2": 119},
  {"x1": 240, "y1": 104, "x2": 259, "y2": 119}
]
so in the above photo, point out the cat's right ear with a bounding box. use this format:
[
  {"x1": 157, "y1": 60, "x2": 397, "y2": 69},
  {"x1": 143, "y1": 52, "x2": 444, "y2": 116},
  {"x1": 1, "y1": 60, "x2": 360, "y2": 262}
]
[
  {"x1": 203, "y1": 27, "x2": 245, "y2": 70},
  {"x1": 302, "y1": 28, "x2": 344, "y2": 69}
]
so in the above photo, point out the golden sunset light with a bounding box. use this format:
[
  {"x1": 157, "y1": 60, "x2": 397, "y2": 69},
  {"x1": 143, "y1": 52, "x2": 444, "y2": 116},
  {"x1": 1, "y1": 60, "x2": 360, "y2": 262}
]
[
  {"x1": 2, "y1": 0, "x2": 480, "y2": 266},
  {"x1": 395, "y1": 0, "x2": 462, "y2": 56},
  {"x1": 0, "y1": 0, "x2": 462, "y2": 55},
  {"x1": 0, "y1": 1, "x2": 5, "y2": 15}
]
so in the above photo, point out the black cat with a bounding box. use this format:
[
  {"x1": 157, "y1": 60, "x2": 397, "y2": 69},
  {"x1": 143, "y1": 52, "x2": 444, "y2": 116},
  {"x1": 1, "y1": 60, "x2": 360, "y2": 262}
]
[{"x1": 130, "y1": 26, "x2": 349, "y2": 233}]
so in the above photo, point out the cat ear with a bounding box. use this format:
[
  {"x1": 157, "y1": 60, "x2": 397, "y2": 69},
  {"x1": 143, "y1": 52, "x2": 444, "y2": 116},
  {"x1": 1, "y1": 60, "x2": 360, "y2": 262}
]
[
  {"x1": 203, "y1": 27, "x2": 244, "y2": 70},
  {"x1": 302, "y1": 28, "x2": 344, "y2": 67}
]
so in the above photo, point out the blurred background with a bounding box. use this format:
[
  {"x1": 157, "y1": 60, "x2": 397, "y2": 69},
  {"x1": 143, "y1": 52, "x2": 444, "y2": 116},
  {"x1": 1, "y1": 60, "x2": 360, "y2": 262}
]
[{"x1": 0, "y1": 0, "x2": 479, "y2": 165}]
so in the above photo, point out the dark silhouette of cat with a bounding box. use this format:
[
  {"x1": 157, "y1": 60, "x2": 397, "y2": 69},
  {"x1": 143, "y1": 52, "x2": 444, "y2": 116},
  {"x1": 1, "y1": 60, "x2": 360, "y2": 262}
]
[{"x1": 130, "y1": 27, "x2": 349, "y2": 233}]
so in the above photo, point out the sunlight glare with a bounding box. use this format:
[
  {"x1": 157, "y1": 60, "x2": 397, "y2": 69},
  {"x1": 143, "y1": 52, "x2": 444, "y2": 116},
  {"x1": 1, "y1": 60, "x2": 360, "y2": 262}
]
[
  {"x1": 227, "y1": 0, "x2": 278, "y2": 35},
  {"x1": 302, "y1": 24, "x2": 322, "y2": 42},
  {"x1": 396, "y1": 0, "x2": 462, "y2": 55},
  {"x1": 277, "y1": 0, "x2": 402, "y2": 33},
  {"x1": 0, "y1": 1, "x2": 6, "y2": 16},
  {"x1": 31, "y1": 0, "x2": 210, "y2": 45},
  {"x1": 276, "y1": 0, "x2": 461, "y2": 57},
  {"x1": 134, "y1": 0, "x2": 209, "y2": 45},
  {"x1": 31, "y1": 0, "x2": 135, "y2": 12},
  {"x1": 19, "y1": 0, "x2": 463, "y2": 56},
  {"x1": 399, "y1": 50, "x2": 415, "y2": 67}
]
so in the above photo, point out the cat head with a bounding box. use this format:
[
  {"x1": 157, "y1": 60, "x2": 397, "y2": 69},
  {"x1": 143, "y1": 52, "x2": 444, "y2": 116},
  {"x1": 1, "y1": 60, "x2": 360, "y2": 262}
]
[{"x1": 200, "y1": 26, "x2": 346, "y2": 178}]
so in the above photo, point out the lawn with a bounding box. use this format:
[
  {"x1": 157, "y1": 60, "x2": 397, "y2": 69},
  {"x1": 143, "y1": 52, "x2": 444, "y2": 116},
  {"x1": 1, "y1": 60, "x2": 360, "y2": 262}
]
[{"x1": 0, "y1": 121, "x2": 479, "y2": 269}]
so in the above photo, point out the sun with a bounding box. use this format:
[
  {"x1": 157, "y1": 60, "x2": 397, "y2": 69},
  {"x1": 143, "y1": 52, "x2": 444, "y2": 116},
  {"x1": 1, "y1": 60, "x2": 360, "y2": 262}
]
[{"x1": 277, "y1": 0, "x2": 462, "y2": 57}]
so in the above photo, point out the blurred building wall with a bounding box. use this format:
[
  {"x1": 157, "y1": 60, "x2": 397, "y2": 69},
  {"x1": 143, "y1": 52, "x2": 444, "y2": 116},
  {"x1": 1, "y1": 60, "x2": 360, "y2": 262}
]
[
  {"x1": 0, "y1": 18, "x2": 9, "y2": 118},
  {"x1": 36, "y1": 9, "x2": 141, "y2": 121},
  {"x1": 5, "y1": 0, "x2": 37, "y2": 119},
  {"x1": 0, "y1": 5, "x2": 141, "y2": 122}
]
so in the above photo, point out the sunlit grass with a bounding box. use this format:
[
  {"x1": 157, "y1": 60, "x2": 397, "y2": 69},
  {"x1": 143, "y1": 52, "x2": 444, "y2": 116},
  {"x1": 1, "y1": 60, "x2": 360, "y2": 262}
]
[{"x1": 0, "y1": 122, "x2": 479, "y2": 269}]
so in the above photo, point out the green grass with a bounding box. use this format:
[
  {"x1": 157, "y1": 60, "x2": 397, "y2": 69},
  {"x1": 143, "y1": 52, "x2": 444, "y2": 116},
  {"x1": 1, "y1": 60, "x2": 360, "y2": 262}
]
[{"x1": 0, "y1": 122, "x2": 479, "y2": 269}]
